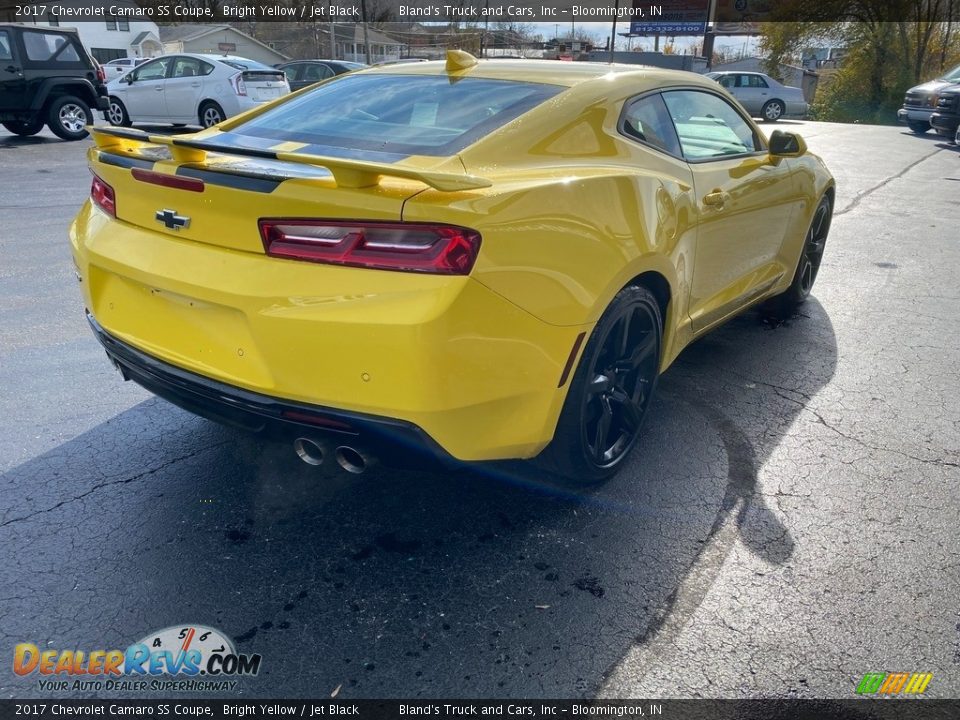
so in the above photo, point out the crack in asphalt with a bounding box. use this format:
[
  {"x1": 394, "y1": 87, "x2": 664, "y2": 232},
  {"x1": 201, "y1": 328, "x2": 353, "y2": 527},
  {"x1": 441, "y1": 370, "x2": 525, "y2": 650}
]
[
  {"x1": 717, "y1": 368, "x2": 958, "y2": 470},
  {"x1": 0, "y1": 441, "x2": 231, "y2": 530},
  {"x1": 834, "y1": 145, "x2": 945, "y2": 217}
]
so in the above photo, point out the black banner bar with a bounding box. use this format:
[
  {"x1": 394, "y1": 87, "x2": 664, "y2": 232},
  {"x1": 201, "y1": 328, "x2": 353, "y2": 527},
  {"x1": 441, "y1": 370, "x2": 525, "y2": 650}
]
[
  {"x1": 2, "y1": 1, "x2": 959, "y2": 23},
  {"x1": 4, "y1": 700, "x2": 960, "y2": 720}
]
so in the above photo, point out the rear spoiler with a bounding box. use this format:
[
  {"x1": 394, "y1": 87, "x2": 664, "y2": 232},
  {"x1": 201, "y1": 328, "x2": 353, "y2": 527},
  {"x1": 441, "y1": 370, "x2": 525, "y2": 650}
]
[{"x1": 90, "y1": 126, "x2": 491, "y2": 192}]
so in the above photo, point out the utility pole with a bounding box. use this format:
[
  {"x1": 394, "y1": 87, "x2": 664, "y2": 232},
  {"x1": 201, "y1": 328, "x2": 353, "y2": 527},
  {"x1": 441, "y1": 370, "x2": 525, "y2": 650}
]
[
  {"x1": 360, "y1": 0, "x2": 371, "y2": 64},
  {"x1": 608, "y1": 1, "x2": 619, "y2": 63}
]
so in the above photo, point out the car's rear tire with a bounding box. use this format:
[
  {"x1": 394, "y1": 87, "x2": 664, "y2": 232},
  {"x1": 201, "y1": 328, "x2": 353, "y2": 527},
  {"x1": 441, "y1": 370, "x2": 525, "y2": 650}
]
[
  {"x1": 199, "y1": 101, "x2": 225, "y2": 128},
  {"x1": 47, "y1": 95, "x2": 93, "y2": 140},
  {"x1": 908, "y1": 121, "x2": 930, "y2": 134},
  {"x1": 535, "y1": 285, "x2": 662, "y2": 487},
  {"x1": 764, "y1": 194, "x2": 833, "y2": 318},
  {"x1": 107, "y1": 98, "x2": 131, "y2": 127},
  {"x1": 2, "y1": 119, "x2": 44, "y2": 136},
  {"x1": 762, "y1": 99, "x2": 785, "y2": 122}
]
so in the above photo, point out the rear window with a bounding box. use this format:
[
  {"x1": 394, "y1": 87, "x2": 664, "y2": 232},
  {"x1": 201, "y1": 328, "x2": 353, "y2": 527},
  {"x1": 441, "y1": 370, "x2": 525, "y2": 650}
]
[
  {"x1": 232, "y1": 74, "x2": 563, "y2": 156},
  {"x1": 219, "y1": 58, "x2": 277, "y2": 72}
]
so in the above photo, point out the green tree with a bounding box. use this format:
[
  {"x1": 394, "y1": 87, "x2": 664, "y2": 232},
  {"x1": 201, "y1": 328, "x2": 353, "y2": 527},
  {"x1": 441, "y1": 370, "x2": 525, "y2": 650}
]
[{"x1": 759, "y1": 1, "x2": 960, "y2": 123}]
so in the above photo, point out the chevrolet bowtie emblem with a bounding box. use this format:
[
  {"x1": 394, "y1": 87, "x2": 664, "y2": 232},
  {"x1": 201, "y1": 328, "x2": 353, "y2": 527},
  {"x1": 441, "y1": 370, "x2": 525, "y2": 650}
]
[{"x1": 155, "y1": 209, "x2": 190, "y2": 231}]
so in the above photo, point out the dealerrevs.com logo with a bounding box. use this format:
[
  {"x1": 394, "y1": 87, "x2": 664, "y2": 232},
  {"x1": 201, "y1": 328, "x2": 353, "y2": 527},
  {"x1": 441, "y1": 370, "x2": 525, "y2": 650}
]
[{"x1": 13, "y1": 625, "x2": 262, "y2": 692}]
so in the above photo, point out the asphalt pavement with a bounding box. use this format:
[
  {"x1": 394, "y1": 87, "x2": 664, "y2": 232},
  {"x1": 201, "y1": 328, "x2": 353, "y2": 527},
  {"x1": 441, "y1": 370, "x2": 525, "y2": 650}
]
[{"x1": 1, "y1": 120, "x2": 958, "y2": 700}]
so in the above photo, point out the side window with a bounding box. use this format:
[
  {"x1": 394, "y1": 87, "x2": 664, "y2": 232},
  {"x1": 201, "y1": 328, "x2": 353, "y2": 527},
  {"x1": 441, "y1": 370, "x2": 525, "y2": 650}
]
[
  {"x1": 621, "y1": 93, "x2": 682, "y2": 157},
  {"x1": 198, "y1": 60, "x2": 215, "y2": 76},
  {"x1": 746, "y1": 74, "x2": 768, "y2": 88},
  {"x1": 718, "y1": 75, "x2": 735, "y2": 89},
  {"x1": 171, "y1": 57, "x2": 204, "y2": 79},
  {"x1": 131, "y1": 57, "x2": 170, "y2": 81},
  {"x1": 22, "y1": 31, "x2": 80, "y2": 63},
  {"x1": 0, "y1": 30, "x2": 12, "y2": 61},
  {"x1": 281, "y1": 64, "x2": 298, "y2": 82},
  {"x1": 662, "y1": 90, "x2": 761, "y2": 161},
  {"x1": 302, "y1": 64, "x2": 333, "y2": 82}
]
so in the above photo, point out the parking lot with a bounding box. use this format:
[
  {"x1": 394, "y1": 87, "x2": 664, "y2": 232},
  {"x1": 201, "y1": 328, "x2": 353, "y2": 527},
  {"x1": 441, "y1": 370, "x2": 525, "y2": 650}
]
[{"x1": 1, "y1": 120, "x2": 959, "y2": 700}]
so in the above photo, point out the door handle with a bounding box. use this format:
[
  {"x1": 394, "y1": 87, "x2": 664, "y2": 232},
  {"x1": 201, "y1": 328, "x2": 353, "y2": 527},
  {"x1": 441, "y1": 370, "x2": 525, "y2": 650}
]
[
  {"x1": 190, "y1": 82, "x2": 200, "y2": 87},
  {"x1": 703, "y1": 191, "x2": 729, "y2": 207},
  {"x1": 5, "y1": 65, "x2": 20, "y2": 73},
  {"x1": 154, "y1": 86, "x2": 163, "y2": 92}
]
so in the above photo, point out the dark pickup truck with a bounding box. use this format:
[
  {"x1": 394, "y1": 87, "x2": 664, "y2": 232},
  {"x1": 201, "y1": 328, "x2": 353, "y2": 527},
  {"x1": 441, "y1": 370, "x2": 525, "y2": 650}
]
[
  {"x1": 1, "y1": 23, "x2": 109, "y2": 140},
  {"x1": 930, "y1": 85, "x2": 960, "y2": 145}
]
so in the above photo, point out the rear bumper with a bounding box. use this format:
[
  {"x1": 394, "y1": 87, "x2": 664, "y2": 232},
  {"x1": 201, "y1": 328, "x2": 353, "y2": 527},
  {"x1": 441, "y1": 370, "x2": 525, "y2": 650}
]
[
  {"x1": 71, "y1": 201, "x2": 588, "y2": 462},
  {"x1": 87, "y1": 311, "x2": 456, "y2": 468},
  {"x1": 785, "y1": 100, "x2": 808, "y2": 118}
]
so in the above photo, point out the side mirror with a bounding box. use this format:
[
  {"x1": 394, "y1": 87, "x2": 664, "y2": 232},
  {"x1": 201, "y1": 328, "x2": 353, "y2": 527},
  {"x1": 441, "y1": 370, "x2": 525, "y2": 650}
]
[
  {"x1": 122, "y1": 74, "x2": 134, "y2": 84},
  {"x1": 768, "y1": 130, "x2": 807, "y2": 157}
]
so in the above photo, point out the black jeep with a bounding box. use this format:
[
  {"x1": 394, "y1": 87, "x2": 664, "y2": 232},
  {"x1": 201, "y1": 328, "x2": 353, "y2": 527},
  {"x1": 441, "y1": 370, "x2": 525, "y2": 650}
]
[{"x1": 0, "y1": 23, "x2": 109, "y2": 140}]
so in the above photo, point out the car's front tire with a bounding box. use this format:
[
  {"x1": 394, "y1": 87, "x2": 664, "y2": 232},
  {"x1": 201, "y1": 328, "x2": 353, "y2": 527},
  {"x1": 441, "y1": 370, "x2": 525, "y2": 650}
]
[
  {"x1": 535, "y1": 285, "x2": 662, "y2": 486},
  {"x1": 762, "y1": 99, "x2": 785, "y2": 122},
  {"x1": 199, "y1": 101, "x2": 225, "y2": 128},
  {"x1": 908, "y1": 121, "x2": 930, "y2": 134},
  {"x1": 47, "y1": 95, "x2": 93, "y2": 140},
  {"x1": 107, "y1": 98, "x2": 131, "y2": 127},
  {"x1": 2, "y1": 119, "x2": 44, "y2": 136},
  {"x1": 764, "y1": 194, "x2": 833, "y2": 317}
]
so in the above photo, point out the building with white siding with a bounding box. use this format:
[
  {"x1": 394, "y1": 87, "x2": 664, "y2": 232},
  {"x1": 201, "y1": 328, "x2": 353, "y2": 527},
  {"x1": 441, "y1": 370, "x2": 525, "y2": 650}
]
[
  {"x1": 1, "y1": 1, "x2": 162, "y2": 62},
  {"x1": 159, "y1": 24, "x2": 288, "y2": 66}
]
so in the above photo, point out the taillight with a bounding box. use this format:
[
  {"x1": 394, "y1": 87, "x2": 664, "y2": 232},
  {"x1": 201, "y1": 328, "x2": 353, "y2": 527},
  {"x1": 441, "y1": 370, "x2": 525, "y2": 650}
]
[
  {"x1": 95, "y1": 61, "x2": 106, "y2": 84},
  {"x1": 91, "y1": 175, "x2": 116, "y2": 217},
  {"x1": 229, "y1": 72, "x2": 247, "y2": 96},
  {"x1": 259, "y1": 220, "x2": 481, "y2": 275}
]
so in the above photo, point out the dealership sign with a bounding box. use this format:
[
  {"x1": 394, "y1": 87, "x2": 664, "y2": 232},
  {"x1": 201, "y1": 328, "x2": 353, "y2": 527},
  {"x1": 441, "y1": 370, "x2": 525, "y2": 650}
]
[{"x1": 630, "y1": 0, "x2": 709, "y2": 35}]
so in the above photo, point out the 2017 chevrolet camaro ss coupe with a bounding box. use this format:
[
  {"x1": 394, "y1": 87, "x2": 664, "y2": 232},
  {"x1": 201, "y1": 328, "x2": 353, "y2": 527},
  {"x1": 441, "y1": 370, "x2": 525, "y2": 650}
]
[{"x1": 70, "y1": 51, "x2": 835, "y2": 484}]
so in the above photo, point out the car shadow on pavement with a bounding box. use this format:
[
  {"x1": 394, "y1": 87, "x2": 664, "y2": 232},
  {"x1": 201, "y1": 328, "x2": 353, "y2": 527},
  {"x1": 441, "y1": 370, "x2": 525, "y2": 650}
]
[
  {"x1": 0, "y1": 300, "x2": 836, "y2": 699},
  {"x1": 0, "y1": 135, "x2": 66, "y2": 148}
]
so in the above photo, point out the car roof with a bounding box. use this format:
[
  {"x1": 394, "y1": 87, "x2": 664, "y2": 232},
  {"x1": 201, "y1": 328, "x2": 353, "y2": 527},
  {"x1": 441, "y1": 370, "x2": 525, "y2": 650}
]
[{"x1": 361, "y1": 59, "x2": 714, "y2": 90}]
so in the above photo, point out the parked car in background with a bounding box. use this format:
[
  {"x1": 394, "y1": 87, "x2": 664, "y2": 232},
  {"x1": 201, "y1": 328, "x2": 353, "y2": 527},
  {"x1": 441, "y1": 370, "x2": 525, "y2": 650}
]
[
  {"x1": 897, "y1": 64, "x2": 960, "y2": 134},
  {"x1": 107, "y1": 54, "x2": 289, "y2": 129},
  {"x1": 705, "y1": 71, "x2": 808, "y2": 121},
  {"x1": 102, "y1": 56, "x2": 150, "y2": 79},
  {"x1": 929, "y1": 84, "x2": 960, "y2": 143},
  {"x1": 0, "y1": 23, "x2": 108, "y2": 140},
  {"x1": 275, "y1": 60, "x2": 366, "y2": 91}
]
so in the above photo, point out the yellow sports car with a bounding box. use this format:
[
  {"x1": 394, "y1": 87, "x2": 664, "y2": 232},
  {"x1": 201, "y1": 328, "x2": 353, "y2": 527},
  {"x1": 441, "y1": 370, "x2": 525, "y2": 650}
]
[{"x1": 70, "y1": 50, "x2": 834, "y2": 484}]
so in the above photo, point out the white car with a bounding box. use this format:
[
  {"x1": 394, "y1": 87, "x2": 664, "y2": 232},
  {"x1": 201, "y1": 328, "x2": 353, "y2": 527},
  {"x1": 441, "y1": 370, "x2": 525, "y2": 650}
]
[
  {"x1": 106, "y1": 53, "x2": 290, "y2": 129},
  {"x1": 101, "y1": 56, "x2": 149, "y2": 79},
  {"x1": 705, "y1": 71, "x2": 808, "y2": 122}
]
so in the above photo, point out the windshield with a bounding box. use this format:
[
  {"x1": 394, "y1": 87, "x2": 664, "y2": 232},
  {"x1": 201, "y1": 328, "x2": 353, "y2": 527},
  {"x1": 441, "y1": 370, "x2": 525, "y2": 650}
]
[
  {"x1": 232, "y1": 74, "x2": 563, "y2": 156},
  {"x1": 941, "y1": 64, "x2": 960, "y2": 82}
]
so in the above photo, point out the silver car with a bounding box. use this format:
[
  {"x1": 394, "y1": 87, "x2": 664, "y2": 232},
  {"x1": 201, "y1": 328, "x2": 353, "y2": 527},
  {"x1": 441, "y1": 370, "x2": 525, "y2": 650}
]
[
  {"x1": 106, "y1": 54, "x2": 290, "y2": 129},
  {"x1": 705, "y1": 71, "x2": 808, "y2": 122}
]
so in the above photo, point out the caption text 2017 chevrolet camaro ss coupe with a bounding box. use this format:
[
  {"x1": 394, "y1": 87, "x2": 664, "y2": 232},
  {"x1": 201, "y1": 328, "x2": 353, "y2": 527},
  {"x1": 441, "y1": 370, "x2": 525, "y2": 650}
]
[{"x1": 70, "y1": 50, "x2": 834, "y2": 485}]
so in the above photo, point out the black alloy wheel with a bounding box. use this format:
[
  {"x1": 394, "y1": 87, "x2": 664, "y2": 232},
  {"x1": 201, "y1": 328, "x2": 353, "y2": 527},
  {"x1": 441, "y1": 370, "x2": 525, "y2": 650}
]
[
  {"x1": 537, "y1": 285, "x2": 662, "y2": 486},
  {"x1": 765, "y1": 194, "x2": 833, "y2": 317}
]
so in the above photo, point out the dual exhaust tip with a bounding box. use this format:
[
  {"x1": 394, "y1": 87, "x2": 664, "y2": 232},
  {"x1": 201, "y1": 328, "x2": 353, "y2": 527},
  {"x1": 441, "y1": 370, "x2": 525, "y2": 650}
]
[{"x1": 293, "y1": 437, "x2": 375, "y2": 474}]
